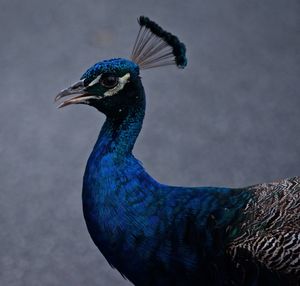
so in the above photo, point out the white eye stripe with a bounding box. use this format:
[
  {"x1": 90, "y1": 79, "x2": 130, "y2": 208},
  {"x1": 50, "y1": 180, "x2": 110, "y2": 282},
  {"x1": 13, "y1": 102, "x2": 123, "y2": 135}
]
[
  {"x1": 103, "y1": 73, "x2": 130, "y2": 97},
  {"x1": 88, "y1": 75, "x2": 102, "y2": 87}
]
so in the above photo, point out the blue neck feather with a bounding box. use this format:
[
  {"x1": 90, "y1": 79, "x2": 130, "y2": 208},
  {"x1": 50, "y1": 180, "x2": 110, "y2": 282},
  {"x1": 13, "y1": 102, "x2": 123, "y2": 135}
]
[
  {"x1": 82, "y1": 84, "x2": 252, "y2": 285},
  {"x1": 94, "y1": 103, "x2": 145, "y2": 157}
]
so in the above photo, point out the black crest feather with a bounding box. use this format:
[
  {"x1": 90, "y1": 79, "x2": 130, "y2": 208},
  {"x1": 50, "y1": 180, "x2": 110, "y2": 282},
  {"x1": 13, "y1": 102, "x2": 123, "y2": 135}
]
[{"x1": 131, "y1": 16, "x2": 187, "y2": 69}]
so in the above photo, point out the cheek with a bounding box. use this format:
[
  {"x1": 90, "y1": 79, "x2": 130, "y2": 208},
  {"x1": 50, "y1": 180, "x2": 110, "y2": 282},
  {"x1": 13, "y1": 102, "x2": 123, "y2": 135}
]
[
  {"x1": 87, "y1": 86, "x2": 105, "y2": 95},
  {"x1": 97, "y1": 96, "x2": 122, "y2": 111},
  {"x1": 101, "y1": 94, "x2": 133, "y2": 114}
]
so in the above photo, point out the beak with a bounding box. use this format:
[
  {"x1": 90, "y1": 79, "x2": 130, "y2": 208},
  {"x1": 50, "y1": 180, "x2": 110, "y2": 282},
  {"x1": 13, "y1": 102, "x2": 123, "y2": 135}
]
[{"x1": 55, "y1": 79, "x2": 97, "y2": 108}]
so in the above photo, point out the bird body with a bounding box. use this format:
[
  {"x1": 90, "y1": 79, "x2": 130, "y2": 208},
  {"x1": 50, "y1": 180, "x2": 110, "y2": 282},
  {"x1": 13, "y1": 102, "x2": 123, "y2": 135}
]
[
  {"x1": 56, "y1": 17, "x2": 300, "y2": 286},
  {"x1": 80, "y1": 76, "x2": 299, "y2": 285}
]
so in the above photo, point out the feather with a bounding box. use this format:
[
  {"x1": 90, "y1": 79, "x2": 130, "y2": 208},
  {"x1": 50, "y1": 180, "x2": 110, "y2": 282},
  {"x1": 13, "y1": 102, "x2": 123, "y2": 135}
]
[{"x1": 131, "y1": 16, "x2": 187, "y2": 69}]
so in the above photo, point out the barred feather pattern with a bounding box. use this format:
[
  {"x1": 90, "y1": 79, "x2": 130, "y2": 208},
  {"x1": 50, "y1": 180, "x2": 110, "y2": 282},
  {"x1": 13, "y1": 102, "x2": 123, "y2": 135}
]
[{"x1": 228, "y1": 177, "x2": 300, "y2": 277}]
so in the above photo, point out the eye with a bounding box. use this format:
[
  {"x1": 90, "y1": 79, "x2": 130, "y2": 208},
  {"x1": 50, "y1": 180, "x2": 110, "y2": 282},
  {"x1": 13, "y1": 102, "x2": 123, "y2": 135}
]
[{"x1": 100, "y1": 74, "x2": 118, "y2": 88}]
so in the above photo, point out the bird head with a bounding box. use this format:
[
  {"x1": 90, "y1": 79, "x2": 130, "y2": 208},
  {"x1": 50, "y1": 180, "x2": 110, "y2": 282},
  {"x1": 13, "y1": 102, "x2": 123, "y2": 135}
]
[
  {"x1": 55, "y1": 58, "x2": 142, "y2": 116},
  {"x1": 55, "y1": 16, "x2": 187, "y2": 117}
]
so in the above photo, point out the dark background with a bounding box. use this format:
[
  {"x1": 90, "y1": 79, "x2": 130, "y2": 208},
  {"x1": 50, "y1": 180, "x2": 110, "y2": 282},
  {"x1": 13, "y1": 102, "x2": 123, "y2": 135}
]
[{"x1": 1, "y1": 0, "x2": 299, "y2": 285}]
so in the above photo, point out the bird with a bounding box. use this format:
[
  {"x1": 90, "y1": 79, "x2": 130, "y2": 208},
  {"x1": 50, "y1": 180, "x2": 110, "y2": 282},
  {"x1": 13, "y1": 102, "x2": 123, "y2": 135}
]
[{"x1": 55, "y1": 16, "x2": 300, "y2": 286}]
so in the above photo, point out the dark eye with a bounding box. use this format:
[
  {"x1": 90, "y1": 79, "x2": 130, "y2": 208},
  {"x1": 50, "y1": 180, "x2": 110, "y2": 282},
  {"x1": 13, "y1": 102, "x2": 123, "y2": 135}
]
[{"x1": 100, "y1": 74, "x2": 118, "y2": 88}]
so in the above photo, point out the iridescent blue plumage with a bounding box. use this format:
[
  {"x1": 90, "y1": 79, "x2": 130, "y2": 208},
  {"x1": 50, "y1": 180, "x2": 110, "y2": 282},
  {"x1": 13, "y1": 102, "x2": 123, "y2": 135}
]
[
  {"x1": 81, "y1": 58, "x2": 139, "y2": 83},
  {"x1": 56, "y1": 17, "x2": 299, "y2": 286},
  {"x1": 81, "y1": 78, "x2": 252, "y2": 285}
]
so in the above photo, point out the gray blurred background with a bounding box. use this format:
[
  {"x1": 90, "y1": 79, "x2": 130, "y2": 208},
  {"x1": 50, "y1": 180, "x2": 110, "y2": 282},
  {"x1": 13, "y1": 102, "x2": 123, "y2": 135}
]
[{"x1": 0, "y1": 0, "x2": 299, "y2": 285}]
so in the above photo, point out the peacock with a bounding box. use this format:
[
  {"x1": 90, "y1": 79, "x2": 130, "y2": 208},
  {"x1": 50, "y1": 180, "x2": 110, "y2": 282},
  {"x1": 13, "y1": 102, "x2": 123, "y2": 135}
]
[{"x1": 55, "y1": 16, "x2": 300, "y2": 286}]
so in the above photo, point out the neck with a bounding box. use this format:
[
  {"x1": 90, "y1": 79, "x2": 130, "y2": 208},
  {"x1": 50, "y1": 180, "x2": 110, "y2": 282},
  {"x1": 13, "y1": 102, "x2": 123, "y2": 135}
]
[{"x1": 93, "y1": 92, "x2": 145, "y2": 158}]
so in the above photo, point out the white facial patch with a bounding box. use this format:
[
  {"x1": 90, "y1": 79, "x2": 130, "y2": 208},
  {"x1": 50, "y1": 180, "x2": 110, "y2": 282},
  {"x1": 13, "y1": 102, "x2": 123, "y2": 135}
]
[
  {"x1": 88, "y1": 75, "x2": 101, "y2": 87},
  {"x1": 103, "y1": 73, "x2": 130, "y2": 97}
]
